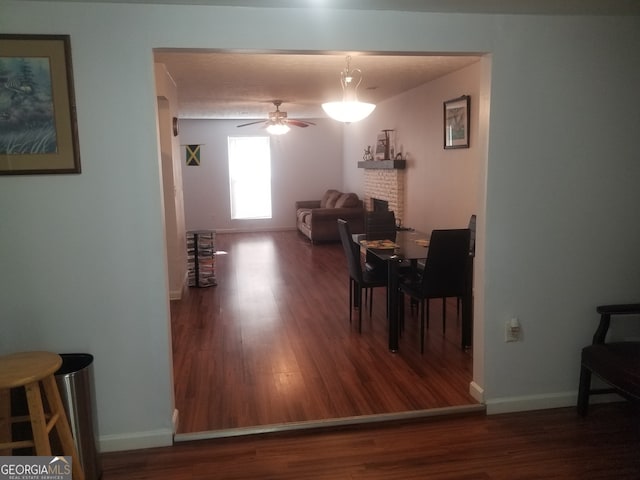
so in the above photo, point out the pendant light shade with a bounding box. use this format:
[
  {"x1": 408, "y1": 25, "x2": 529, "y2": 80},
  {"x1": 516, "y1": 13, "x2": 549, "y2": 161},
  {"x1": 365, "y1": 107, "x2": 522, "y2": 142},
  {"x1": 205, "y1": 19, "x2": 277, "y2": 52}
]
[
  {"x1": 322, "y1": 56, "x2": 376, "y2": 123},
  {"x1": 322, "y1": 100, "x2": 376, "y2": 123}
]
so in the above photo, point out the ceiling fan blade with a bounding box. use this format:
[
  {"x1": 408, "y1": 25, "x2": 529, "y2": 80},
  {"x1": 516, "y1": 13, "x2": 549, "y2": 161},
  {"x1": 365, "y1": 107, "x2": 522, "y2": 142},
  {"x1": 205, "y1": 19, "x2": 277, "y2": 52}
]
[
  {"x1": 287, "y1": 119, "x2": 316, "y2": 128},
  {"x1": 237, "y1": 120, "x2": 265, "y2": 128}
]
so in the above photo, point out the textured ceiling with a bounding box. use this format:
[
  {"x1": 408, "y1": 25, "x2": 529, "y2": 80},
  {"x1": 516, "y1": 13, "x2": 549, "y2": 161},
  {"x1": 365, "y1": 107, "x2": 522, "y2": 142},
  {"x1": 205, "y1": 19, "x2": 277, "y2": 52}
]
[
  {"x1": 33, "y1": 0, "x2": 638, "y2": 120},
  {"x1": 154, "y1": 51, "x2": 481, "y2": 120},
  {"x1": 36, "y1": 0, "x2": 640, "y2": 16}
]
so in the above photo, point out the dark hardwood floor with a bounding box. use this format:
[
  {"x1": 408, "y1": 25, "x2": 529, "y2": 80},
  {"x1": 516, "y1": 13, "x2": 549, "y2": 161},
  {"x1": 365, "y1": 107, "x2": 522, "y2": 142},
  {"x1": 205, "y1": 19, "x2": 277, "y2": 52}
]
[
  {"x1": 103, "y1": 230, "x2": 640, "y2": 479},
  {"x1": 102, "y1": 404, "x2": 640, "y2": 479},
  {"x1": 170, "y1": 231, "x2": 476, "y2": 434}
]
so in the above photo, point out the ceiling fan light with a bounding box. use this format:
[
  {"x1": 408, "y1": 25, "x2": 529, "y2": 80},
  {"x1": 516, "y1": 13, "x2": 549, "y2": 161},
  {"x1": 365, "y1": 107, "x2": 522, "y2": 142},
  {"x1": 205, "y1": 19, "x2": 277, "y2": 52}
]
[
  {"x1": 322, "y1": 101, "x2": 376, "y2": 123},
  {"x1": 266, "y1": 123, "x2": 290, "y2": 135}
]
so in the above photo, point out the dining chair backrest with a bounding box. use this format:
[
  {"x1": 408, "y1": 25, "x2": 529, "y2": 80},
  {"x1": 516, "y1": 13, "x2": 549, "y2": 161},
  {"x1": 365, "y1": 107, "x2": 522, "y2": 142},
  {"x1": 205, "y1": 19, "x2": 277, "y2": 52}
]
[
  {"x1": 420, "y1": 228, "x2": 471, "y2": 298},
  {"x1": 366, "y1": 210, "x2": 397, "y2": 241},
  {"x1": 468, "y1": 214, "x2": 477, "y2": 257},
  {"x1": 338, "y1": 219, "x2": 363, "y2": 283}
]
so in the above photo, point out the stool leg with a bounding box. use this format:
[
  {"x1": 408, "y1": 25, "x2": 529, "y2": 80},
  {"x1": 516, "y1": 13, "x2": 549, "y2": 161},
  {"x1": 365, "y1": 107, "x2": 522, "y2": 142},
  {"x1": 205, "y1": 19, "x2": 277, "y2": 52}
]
[
  {"x1": 42, "y1": 375, "x2": 86, "y2": 480},
  {"x1": 0, "y1": 389, "x2": 11, "y2": 455},
  {"x1": 24, "y1": 381, "x2": 51, "y2": 456}
]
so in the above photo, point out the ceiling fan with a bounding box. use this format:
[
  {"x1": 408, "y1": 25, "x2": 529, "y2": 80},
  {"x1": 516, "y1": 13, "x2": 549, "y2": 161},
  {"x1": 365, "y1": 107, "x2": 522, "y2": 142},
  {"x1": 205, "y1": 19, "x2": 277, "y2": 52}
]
[{"x1": 236, "y1": 100, "x2": 315, "y2": 134}]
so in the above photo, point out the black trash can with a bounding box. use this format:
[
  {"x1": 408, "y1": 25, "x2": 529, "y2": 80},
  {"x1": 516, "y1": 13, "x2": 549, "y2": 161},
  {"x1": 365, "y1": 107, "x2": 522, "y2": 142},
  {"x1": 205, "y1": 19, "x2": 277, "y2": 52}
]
[{"x1": 55, "y1": 353, "x2": 102, "y2": 480}]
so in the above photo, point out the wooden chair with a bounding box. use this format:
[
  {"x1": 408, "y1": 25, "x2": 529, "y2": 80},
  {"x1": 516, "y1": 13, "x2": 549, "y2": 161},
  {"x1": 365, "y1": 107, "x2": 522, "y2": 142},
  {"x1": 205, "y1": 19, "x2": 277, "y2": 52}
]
[
  {"x1": 577, "y1": 303, "x2": 640, "y2": 416},
  {"x1": 337, "y1": 218, "x2": 387, "y2": 333},
  {"x1": 0, "y1": 351, "x2": 85, "y2": 480},
  {"x1": 398, "y1": 229, "x2": 471, "y2": 352}
]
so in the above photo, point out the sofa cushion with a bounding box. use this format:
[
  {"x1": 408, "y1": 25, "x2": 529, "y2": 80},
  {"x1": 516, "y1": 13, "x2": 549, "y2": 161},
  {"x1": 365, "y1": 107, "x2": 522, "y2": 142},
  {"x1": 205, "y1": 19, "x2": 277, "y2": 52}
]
[
  {"x1": 320, "y1": 189, "x2": 340, "y2": 208},
  {"x1": 335, "y1": 193, "x2": 359, "y2": 208},
  {"x1": 324, "y1": 190, "x2": 343, "y2": 208}
]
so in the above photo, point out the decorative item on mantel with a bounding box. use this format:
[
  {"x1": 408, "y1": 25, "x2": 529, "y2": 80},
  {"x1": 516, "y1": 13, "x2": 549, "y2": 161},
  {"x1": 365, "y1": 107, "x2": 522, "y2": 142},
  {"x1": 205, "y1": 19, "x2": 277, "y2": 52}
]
[
  {"x1": 359, "y1": 129, "x2": 405, "y2": 169},
  {"x1": 363, "y1": 146, "x2": 374, "y2": 161},
  {"x1": 375, "y1": 129, "x2": 395, "y2": 161}
]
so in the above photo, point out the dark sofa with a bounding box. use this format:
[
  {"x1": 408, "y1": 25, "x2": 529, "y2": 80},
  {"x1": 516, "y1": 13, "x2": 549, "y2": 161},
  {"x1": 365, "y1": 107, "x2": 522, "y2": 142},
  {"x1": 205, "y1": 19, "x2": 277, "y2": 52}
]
[{"x1": 296, "y1": 189, "x2": 365, "y2": 243}]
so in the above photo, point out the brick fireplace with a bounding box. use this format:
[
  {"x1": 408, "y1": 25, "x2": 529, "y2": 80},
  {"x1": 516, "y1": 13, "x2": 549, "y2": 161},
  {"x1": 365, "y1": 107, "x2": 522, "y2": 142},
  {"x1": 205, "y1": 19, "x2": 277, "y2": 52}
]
[{"x1": 363, "y1": 168, "x2": 405, "y2": 224}]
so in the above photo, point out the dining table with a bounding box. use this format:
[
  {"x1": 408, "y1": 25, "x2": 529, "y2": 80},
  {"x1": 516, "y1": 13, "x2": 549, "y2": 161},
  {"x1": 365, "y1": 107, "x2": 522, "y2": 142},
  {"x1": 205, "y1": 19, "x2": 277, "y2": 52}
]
[{"x1": 354, "y1": 228, "x2": 473, "y2": 352}]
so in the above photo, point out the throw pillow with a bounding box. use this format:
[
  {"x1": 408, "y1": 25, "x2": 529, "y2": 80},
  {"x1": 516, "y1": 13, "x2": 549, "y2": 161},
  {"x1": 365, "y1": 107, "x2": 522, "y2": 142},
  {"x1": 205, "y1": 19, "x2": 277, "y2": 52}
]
[
  {"x1": 320, "y1": 189, "x2": 340, "y2": 208},
  {"x1": 335, "y1": 193, "x2": 359, "y2": 208},
  {"x1": 325, "y1": 190, "x2": 342, "y2": 208}
]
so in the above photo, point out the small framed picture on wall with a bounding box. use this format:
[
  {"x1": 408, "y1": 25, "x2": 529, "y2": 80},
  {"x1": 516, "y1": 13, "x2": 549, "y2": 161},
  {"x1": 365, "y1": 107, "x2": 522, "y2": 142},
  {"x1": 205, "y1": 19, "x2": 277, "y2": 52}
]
[{"x1": 443, "y1": 95, "x2": 470, "y2": 149}]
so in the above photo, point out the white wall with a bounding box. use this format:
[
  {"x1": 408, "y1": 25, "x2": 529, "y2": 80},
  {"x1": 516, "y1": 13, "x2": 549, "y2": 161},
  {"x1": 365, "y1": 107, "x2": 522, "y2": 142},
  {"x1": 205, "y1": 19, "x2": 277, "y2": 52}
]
[
  {"x1": 1, "y1": 2, "x2": 639, "y2": 450},
  {"x1": 179, "y1": 118, "x2": 344, "y2": 232}
]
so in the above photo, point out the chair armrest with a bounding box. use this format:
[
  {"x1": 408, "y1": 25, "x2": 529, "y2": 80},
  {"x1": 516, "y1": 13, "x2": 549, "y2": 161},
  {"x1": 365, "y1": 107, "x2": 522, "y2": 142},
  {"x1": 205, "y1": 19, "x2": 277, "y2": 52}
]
[
  {"x1": 296, "y1": 200, "x2": 321, "y2": 209},
  {"x1": 592, "y1": 303, "x2": 640, "y2": 344},
  {"x1": 596, "y1": 304, "x2": 640, "y2": 315}
]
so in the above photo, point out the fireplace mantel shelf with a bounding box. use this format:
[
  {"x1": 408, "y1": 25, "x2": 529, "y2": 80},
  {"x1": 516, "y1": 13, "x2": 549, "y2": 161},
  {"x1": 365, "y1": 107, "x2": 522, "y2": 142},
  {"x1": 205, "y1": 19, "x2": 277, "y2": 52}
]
[{"x1": 358, "y1": 159, "x2": 406, "y2": 170}]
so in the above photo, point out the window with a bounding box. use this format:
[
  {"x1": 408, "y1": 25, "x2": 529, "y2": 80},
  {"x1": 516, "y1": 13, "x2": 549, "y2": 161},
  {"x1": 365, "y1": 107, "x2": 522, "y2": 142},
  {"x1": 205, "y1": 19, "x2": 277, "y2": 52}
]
[{"x1": 227, "y1": 136, "x2": 272, "y2": 220}]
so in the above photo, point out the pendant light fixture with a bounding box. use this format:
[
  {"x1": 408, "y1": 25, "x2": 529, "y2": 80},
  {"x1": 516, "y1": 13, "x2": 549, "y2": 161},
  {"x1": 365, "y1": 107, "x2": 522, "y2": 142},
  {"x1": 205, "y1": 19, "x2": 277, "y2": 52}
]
[{"x1": 322, "y1": 56, "x2": 376, "y2": 123}]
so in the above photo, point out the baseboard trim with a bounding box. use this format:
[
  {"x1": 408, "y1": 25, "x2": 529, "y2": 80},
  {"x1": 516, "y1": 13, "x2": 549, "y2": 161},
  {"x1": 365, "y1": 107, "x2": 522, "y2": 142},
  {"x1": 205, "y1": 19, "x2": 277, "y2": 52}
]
[
  {"x1": 213, "y1": 227, "x2": 297, "y2": 234},
  {"x1": 469, "y1": 381, "x2": 484, "y2": 403},
  {"x1": 99, "y1": 428, "x2": 174, "y2": 453},
  {"x1": 485, "y1": 390, "x2": 624, "y2": 415},
  {"x1": 172, "y1": 409, "x2": 179, "y2": 434},
  {"x1": 174, "y1": 404, "x2": 485, "y2": 442},
  {"x1": 169, "y1": 273, "x2": 187, "y2": 301},
  {"x1": 486, "y1": 392, "x2": 575, "y2": 415}
]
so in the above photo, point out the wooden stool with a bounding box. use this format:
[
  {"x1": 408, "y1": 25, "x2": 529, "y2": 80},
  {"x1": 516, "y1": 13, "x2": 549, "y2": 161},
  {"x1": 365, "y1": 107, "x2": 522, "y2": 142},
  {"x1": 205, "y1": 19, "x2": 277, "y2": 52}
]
[{"x1": 0, "y1": 351, "x2": 85, "y2": 480}]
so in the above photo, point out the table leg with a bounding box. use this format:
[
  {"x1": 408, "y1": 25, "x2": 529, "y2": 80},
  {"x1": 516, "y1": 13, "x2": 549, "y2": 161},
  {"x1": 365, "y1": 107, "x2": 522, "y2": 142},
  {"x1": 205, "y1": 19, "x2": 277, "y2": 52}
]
[
  {"x1": 388, "y1": 259, "x2": 400, "y2": 352},
  {"x1": 461, "y1": 257, "x2": 474, "y2": 350}
]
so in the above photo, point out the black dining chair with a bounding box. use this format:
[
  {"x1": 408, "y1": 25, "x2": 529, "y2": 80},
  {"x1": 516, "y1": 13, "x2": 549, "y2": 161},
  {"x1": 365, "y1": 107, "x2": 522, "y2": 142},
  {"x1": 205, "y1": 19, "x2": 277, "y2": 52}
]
[
  {"x1": 456, "y1": 214, "x2": 477, "y2": 320},
  {"x1": 364, "y1": 210, "x2": 397, "y2": 273},
  {"x1": 365, "y1": 210, "x2": 397, "y2": 240},
  {"x1": 398, "y1": 228, "x2": 471, "y2": 353},
  {"x1": 337, "y1": 218, "x2": 387, "y2": 333}
]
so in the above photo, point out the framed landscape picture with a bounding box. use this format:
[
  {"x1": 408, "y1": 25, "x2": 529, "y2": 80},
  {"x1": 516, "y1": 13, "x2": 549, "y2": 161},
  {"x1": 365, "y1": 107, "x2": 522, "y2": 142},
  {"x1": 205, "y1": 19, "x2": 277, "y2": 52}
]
[
  {"x1": 443, "y1": 95, "x2": 470, "y2": 149},
  {"x1": 0, "y1": 34, "x2": 81, "y2": 174}
]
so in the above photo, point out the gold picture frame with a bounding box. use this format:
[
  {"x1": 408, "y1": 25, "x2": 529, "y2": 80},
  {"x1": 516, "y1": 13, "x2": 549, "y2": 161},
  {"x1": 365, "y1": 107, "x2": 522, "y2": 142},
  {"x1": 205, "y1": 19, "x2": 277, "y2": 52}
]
[{"x1": 0, "y1": 34, "x2": 81, "y2": 175}]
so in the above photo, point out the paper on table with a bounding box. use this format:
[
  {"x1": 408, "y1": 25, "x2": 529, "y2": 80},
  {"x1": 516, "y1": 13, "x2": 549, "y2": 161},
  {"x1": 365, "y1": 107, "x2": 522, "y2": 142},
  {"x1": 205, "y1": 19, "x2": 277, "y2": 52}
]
[{"x1": 360, "y1": 239, "x2": 398, "y2": 249}]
